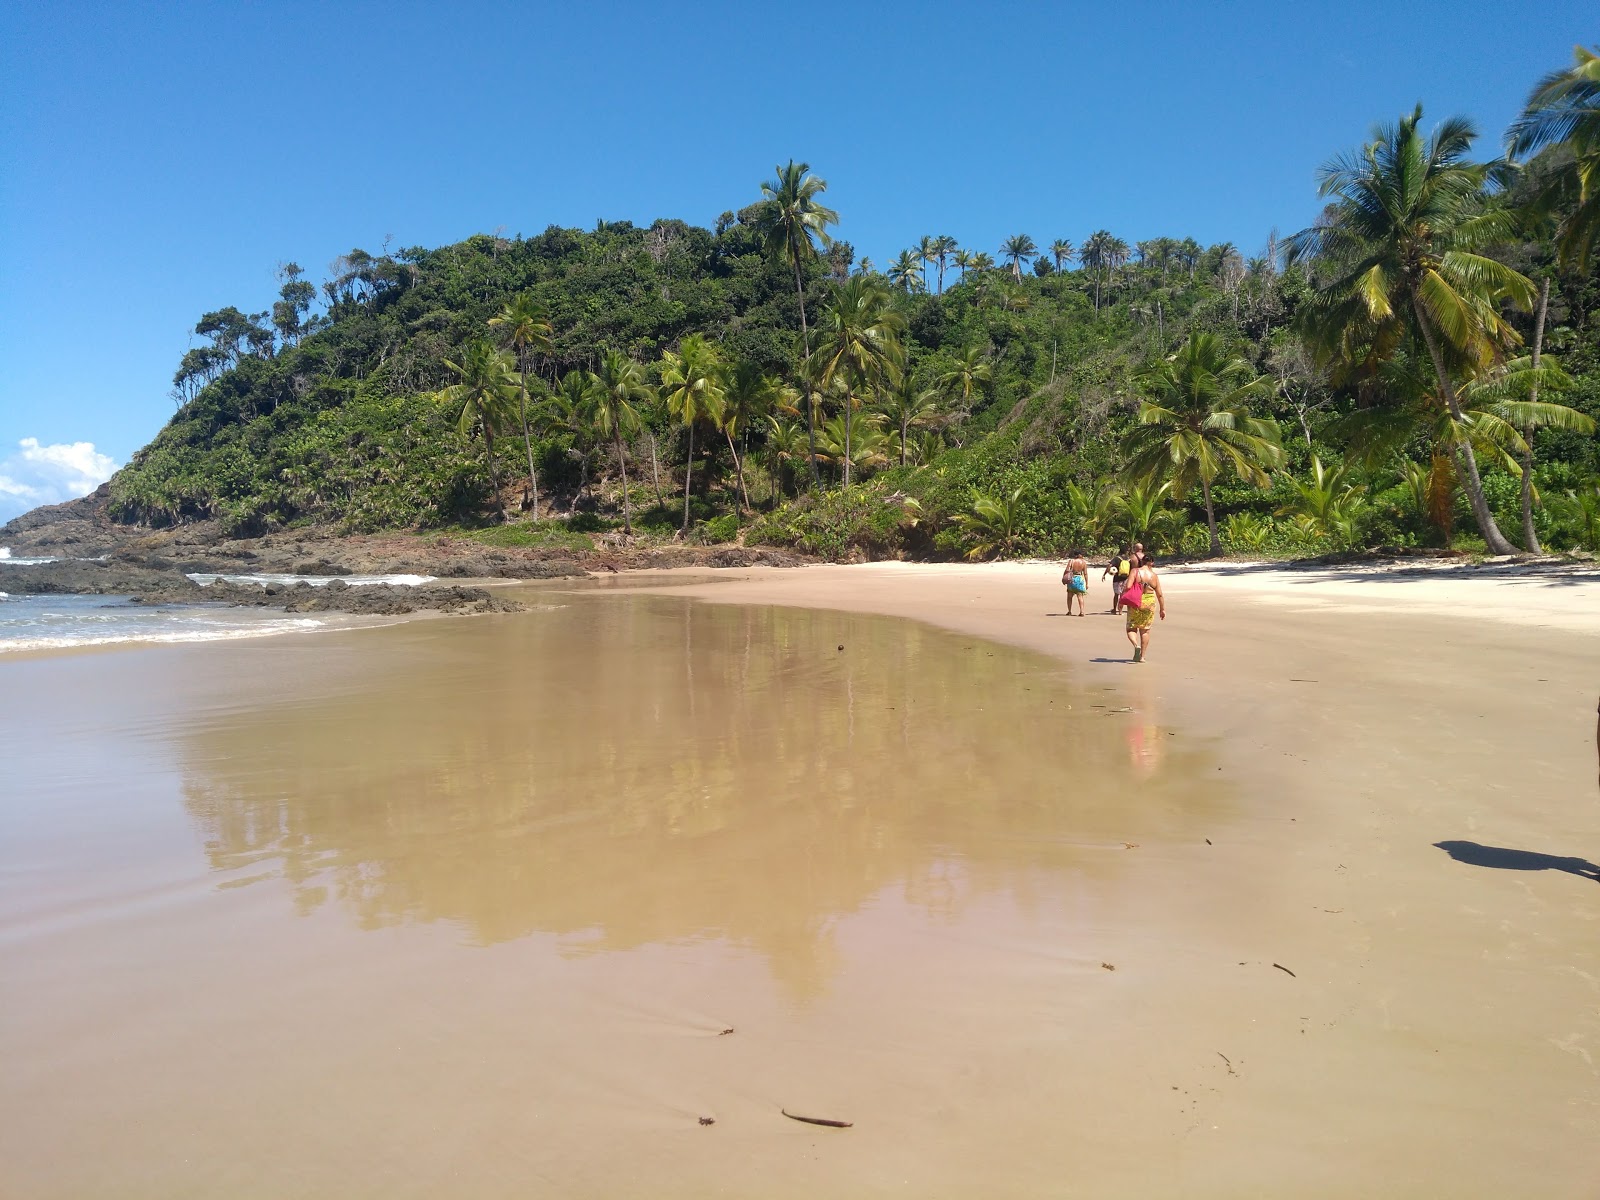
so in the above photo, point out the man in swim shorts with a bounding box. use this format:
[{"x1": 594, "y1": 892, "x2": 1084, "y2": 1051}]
[
  {"x1": 1102, "y1": 551, "x2": 1132, "y2": 614},
  {"x1": 1061, "y1": 548, "x2": 1090, "y2": 616}
]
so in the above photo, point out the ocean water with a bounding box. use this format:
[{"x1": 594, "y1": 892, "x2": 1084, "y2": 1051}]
[{"x1": 0, "y1": 593, "x2": 330, "y2": 652}]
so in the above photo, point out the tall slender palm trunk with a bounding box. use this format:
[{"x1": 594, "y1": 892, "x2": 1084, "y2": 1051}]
[
  {"x1": 518, "y1": 385, "x2": 539, "y2": 517},
  {"x1": 681, "y1": 422, "x2": 695, "y2": 534},
  {"x1": 647, "y1": 433, "x2": 664, "y2": 507},
  {"x1": 614, "y1": 429, "x2": 632, "y2": 535},
  {"x1": 725, "y1": 428, "x2": 751, "y2": 516},
  {"x1": 1411, "y1": 294, "x2": 1517, "y2": 555},
  {"x1": 792, "y1": 245, "x2": 820, "y2": 490},
  {"x1": 1201, "y1": 475, "x2": 1221, "y2": 556},
  {"x1": 484, "y1": 430, "x2": 505, "y2": 522},
  {"x1": 1520, "y1": 278, "x2": 1550, "y2": 554}
]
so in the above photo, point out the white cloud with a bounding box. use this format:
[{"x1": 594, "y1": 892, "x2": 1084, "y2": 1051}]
[{"x1": 0, "y1": 438, "x2": 120, "y2": 525}]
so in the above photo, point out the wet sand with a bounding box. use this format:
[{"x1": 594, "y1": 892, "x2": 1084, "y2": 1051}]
[
  {"x1": 615, "y1": 560, "x2": 1600, "y2": 1195},
  {"x1": 3, "y1": 563, "x2": 1598, "y2": 1197},
  {"x1": 5, "y1": 594, "x2": 1235, "y2": 1199}
]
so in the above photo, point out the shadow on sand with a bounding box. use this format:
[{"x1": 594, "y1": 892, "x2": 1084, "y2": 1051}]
[{"x1": 1434, "y1": 840, "x2": 1600, "y2": 882}]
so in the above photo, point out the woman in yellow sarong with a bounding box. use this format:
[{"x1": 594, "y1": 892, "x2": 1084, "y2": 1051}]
[{"x1": 1121, "y1": 554, "x2": 1165, "y2": 663}]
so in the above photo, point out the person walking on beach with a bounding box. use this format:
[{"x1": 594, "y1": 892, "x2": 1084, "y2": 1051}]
[
  {"x1": 1102, "y1": 551, "x2": 1132, "y2": 614},
  {"x1": 1061, "y1": 549, "x2": 1090, "y2": 616},
  {"x1": 1121, "y1": 553, "x2": 1165, "y2": 663}
]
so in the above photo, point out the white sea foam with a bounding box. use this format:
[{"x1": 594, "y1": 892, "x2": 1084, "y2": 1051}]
[
  {"x1": 0, "y1": 618, "x2": 327, "y2": 654},
  {"x1": 186, "y1": 572, "x2": 436, "y2": 588},
  {"x1": 0, "y1": 548, "x2": 59, "y2": 565}
]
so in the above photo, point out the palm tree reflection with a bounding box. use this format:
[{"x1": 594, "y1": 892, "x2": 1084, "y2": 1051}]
[{"x1": 180, "y1": 597, "x2": 1228, "y2": 997}]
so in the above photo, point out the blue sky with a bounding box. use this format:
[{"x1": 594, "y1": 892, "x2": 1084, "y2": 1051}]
[{"x1": 0, "y1": 0, "x2": 1591, "y2": 520}]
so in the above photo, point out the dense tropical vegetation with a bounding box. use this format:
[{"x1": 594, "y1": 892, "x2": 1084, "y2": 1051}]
[{"x1": 108, "y1": 47, "x2": 1600, "y2": 561}]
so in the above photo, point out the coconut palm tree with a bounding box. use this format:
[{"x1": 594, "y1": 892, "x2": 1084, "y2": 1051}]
[
  {"x1": 550, "y1": 369, "x2": 602, "y2": 513},
  {"x1": 1081, "y1": 230, "x2": 1112, "y2": 310},
  {"x1": 487, "y1": 293, "x2": 554, "y2": 513},
  {"x1": 1001, "y1": 234, "x2": 1037, "y2": 280},
  {"x1": 1101, "y1": 481, "x2": 1184, "y2": 551},
  {"x1": 968, "y1": 251, "x2": 995, "y2": 273},
  {"x1": 721, "y1": 363, "x2": 779, "y2": 515},
  {"x1": 764, "y1": 416, "x2": 809, "y2": 499},
  {"x1": 1284, "y1": 105, "x2": 1536, "y2": 554},
  {"x1": 751, "y1": 161, "x2": 838, "y2": 485},
  {"x1": 952, "y1": 488, "x2": 1027, "y2": 559},
  {"x1": 1278, "y1": 456, "x2": 1368, "y2": 548},
  {"x1": 440, "y1": 340, "x2": 519, "y2": 521},
  {"x1": 1507, "y1": 44, "x2": 1600, "y2": 269},
  {"x1": 916, "y1": 235, "x2": 937, "y2": 292},
  {"x1": 878, "y1": 376, "x2": 942, "y2": 467},
  {"x1": 888, "y1": 250, "x2": 925, "y2": 293},
  {"x1": 590, "y1": 349, "x2": 652, "y2": 535},
  {"x1": 1453, "y1": 354, "x2": 1588, "y2": 552},
  {"x1": 951, "y1": 248, "x2": 973, "y2": 284},
  {"x1": 659, "y1": 334, "x2": 727, "y2": 534},
  {"x1": 931, "y1": 235, "x2": 958, "y2": 292},
  {"x1": 938, "y1": 345, "x2": 993, "y2": 411},
  {"x1": 817, "y1": 410, "x2": 890, "y2": 480},
  {"x1": 815, "y1": 278, "x2": 907, "y2": 487},
  {"x1": 1050, "y1": 239, "x2": 1076, "y2": 273},
  {"x1": 1124, "y1": 332, "x2": 1285, "y2": 555}
]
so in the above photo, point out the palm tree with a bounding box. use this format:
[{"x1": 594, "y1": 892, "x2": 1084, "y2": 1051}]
[
  {"x1": 1103, "y1": 235, "x2": 1131, "y2": 302},
  {"x1": 1507, "y1": 44, "x2": 1600, "y2": 269},
  {"x1": 440, "y1": 340, "x2": 519, "y2": 521},
  {"x1": 938, "y1": 345, "x2": 993, "y2": 411},
  {"x1": 590, "y1": 349, "x2": 651, "y2": 535},
  {"x1": 817, "y1": 410, "x2": 890, "y2": 480},
  {"x1": 951, "y1": 248, "x2": 973, "y2": 284},
  {"x1": 952, "y1": 488, "x2": 1026, "y2": 559},
  {"x1": 916, "y1": 235, "x2": 937, "y2": 292},
  {"x1": 1102, "y1": 481, "x2": 1184, "y2": 551},
  {"x1": 878, "y1": 376, "x2": 942, "y2": 467},
  {"x1": 659, "y1": 334, "x2": 726, "y2": 533},
  {"x1": 487, "y1": 293, "x2": 554, "y2": 514},
  {"x1": 888, "y1": 250, "x2": 925, "y2": 293},
  {"x1": 764, "y1": 416, "x2": 809, "y2": 499},
  {"x1": 1278, "y1": 456, "x2": 1368, "y2": 548},
  {"x1": 968, "y1": 251, "x2": 995, "y2": 273},
  {"x1": 1124, "y1": 332, "x2": 1285, "y2": 555},
  {"x1": 722, "y1": 363, "x2": 779, "y2": 515},
  {"x1": 1081, "y1": 230, "x2": 1111, "y2": 310},
  {"x1": 1050, "y1": 239, "x2": 1076, "y2": 273},
  {"x1": 752, "y1": 162, "x2": 838, "y2": 486},
  {"x1": 1001, "y1": 234, "x2": 1037, "y2": 280},
  {"x1": 815, "y1": 277, "x2": 907, "y2": 487},
  {"x1": 1285, "y1": 106, "x2": 1536, "y2": 555},
  {"x1": 932, "y1": 235, "x2": 958, "y2": 292},
  {"x1": 1459, "y1": 354, "x2": 1589, "y2": 552},
  {"x1": 550, "y1": 369, "x2": 601, "y2": 512}
]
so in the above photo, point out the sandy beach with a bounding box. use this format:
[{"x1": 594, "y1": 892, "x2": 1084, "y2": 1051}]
[
  {"x1": 3, "y1": 558, "x2": 1598, "y2": 1198},
  {"x1": 614, "y1": 558, "x2": 1600, "y2": 1193}
]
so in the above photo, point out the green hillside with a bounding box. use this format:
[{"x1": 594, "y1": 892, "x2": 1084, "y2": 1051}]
[{"x1": 110, "y1": 49, "x2": 1600, "y2": 561}]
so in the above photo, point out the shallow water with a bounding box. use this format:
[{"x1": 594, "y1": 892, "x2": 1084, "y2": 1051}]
[
  {"x1": 0, "y1": 592, "x2": 334, "y2": 653},
  {"x1": 1, "y1": 594, "x2": 1230, "y2": 1197}
]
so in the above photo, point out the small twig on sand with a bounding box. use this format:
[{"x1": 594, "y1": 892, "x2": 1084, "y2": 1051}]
[
  {"x1": 782, "y1": 1109, "x2": 853, "y2": 1129},
  {"x1": 1273, "y1": 963, "x2": 1296, "y2": 978},
  {"x1": 1217, "y1": 1052, "x2": 1236, "y2": 1076}
]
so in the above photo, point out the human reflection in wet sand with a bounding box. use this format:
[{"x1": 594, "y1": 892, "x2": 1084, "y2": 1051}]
[{"x1": 179, "y1": 596, "x2": 1230, "y2": 998}]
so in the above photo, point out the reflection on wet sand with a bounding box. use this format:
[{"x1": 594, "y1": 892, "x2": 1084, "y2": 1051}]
[{"x1": 181, "y1": 596, "x2": 1225, "y2": 997}]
